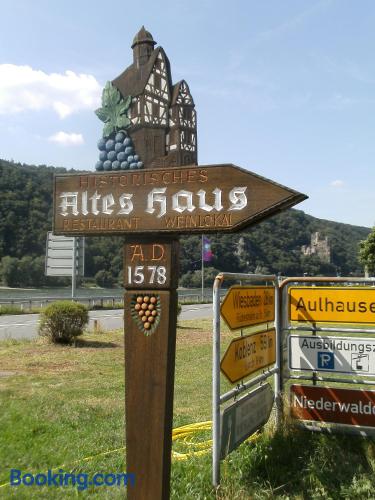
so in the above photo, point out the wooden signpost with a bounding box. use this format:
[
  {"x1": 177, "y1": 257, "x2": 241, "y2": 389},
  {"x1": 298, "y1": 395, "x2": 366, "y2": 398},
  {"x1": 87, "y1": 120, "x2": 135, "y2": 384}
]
[
  {"x1": 52, "y1": 27, "x2": 307, "y2": 499},
  {"x1": 123, "y1": 237, "x2": 178, "y2": 499}
]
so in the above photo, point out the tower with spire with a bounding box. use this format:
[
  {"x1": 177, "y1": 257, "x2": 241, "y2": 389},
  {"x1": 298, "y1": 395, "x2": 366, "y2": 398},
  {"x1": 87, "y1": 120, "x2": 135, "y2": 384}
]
[
  {"x1": 112, "y1": 27, "x2": 197, "y2": 169},
  {"x1": 131, "y1": 26, "x2": 156, "y2": 68}
]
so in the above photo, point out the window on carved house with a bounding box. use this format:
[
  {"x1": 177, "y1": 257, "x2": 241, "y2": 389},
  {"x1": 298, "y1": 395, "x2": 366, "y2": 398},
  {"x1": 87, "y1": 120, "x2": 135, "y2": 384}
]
[
  {"x1": 152, "y1": 101, "x2": 159, "y2": 116},
  {"x1": 183, "y1": 107, "x2": 192, "y2": 120},
  {"x1": 154, "y1": 73, "x2": 161, "y2": 89},
  {"x1": 184, "y1": 130, "x2": 192, "y2": 144}
]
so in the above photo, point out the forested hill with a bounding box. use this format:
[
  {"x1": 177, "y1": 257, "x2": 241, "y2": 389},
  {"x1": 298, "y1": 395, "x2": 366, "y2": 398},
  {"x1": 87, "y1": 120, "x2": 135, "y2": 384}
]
[{"x1": 0, "y1": 158, "x2": 371, "y2": 286}]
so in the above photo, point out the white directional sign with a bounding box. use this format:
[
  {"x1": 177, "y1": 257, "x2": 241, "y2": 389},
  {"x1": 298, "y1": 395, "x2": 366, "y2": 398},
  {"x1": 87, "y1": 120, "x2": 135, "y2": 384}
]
[
  {"x1": 289, "y1": 335, "x2": 375, "y2": 376},
  {"x1": 45, "y1": 232, "x2": 84, "y2": 276}
]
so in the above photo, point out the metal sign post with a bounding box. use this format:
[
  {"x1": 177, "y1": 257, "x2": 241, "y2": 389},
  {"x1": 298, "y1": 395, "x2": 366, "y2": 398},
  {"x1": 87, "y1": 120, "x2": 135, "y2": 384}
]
[
  {"x1": 281, "y1": 276, "x2": 375, "y2": 436},
  {"x1": 71, "y1": 237, "x2": 77, "y2": 299},
  {"x1": 45, "y1": 233, "x2": 84, "y2": 299},
  {"x1": 212, "y1": 273, "x2": 280, "y2": 488},
  {"x1": 45, "y1": 232, "x2": 84, "y2": 277}
]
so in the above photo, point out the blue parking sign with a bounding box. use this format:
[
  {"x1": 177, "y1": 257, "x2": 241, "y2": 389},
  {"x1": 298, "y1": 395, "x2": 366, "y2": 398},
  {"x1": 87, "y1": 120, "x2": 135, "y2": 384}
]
[{"x1": 317, "y1": 351, "x2": 334, "y2": 370}]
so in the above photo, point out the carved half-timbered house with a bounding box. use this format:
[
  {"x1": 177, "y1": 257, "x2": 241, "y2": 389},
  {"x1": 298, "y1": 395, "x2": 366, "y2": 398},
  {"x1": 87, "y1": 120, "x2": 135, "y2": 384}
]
[{"x1": 112, "y1": 27, "x2": 197, "y2": 168}]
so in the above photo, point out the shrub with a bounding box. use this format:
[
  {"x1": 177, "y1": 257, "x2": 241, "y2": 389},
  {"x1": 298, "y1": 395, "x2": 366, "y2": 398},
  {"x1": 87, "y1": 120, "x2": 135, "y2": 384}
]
[
  {"x1": 94, "y1": 270, "x2": 115, "y2": 288},
  {"x1": 38, "y1": 301, "x2": 89, "y2": 344}
]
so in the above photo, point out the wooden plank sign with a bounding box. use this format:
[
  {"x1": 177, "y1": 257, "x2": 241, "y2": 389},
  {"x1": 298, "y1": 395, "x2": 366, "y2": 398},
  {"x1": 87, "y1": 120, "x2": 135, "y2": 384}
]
[
  {"x1": 53, "y1": 164, "x2": 306, "y2": 236},
  {"x1": 124, "y1": 237, "x2": 179, "y2": 500},
  {"x1": 289, "y1": 286, "x2": 375, "y2": 324},
  {"x1": 220, "y1": 285, "x2": 275, "y2": 330},
  {"x1": 220, "y1": 329, "x2": 276, "y2": 384}
]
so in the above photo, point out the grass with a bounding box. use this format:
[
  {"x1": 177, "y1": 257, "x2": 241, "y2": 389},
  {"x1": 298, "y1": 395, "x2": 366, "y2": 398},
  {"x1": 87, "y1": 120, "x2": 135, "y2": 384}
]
[
  {"x1": 0, "y1": 305, "x2": 41, "y2": 315},
  {"x1": 0, "y1": 320, "x2": 375, "y2": 498}
]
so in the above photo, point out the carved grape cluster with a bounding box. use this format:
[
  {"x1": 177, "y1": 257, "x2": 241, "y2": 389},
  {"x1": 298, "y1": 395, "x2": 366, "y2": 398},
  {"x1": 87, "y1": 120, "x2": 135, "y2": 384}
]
[{"x1": 131, "y1": 294, "x2": 160, "y2": 335}]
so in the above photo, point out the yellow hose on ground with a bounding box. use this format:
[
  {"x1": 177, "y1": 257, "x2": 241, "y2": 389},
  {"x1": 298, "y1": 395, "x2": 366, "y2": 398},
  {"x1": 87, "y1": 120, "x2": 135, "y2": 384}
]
[
  {"x1": 172, "y1": 421, "x2": 212, "y2": 460},
  {"x1": 0, "y1": 420, "x2": 260, "y2": 489}
]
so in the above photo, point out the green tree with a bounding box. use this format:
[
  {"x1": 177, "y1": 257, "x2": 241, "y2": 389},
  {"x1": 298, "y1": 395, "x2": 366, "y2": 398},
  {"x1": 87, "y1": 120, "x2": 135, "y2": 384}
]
[
  {"x1": 359, "y1": 227, "x2": 375, "y2": 275},
  {"x1": 0, "y1": 256, "x2": 20, "y2": 287},
  {"x1": 95, "y1": 270, "x2": 115, "y2": 288},
  {"x1": 180, "y1": 267, "x2": 220, "y2": 288}
]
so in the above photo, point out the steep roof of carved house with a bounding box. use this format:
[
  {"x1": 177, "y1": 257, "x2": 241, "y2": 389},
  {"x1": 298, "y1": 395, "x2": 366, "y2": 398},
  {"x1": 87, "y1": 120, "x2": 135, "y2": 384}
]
[
  {"x1": 171, "y1": 80, "x2": 195, "y2": 106},
  {"x1": 112, "y1": 47, "x2": 172, "y2": 99}
]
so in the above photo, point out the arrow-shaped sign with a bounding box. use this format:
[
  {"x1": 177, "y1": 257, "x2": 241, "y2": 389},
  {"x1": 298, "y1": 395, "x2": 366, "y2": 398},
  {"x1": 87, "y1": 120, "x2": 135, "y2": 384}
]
[
  {"x1": 53, "y1": 164, "x2": 307, "y2": 235},
  {"x1": 220, "y1": 285, "x2": 275, "y2": 330},
  {"x1": 220, "y1": 329, "x2": 276, "y2": 384}
]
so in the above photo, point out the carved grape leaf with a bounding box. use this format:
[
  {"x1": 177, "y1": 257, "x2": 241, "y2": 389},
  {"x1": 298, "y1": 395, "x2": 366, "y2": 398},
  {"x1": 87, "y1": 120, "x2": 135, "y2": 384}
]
[
  {"x1": 95, "y1": 81, "x2": 132, "y2": 138},
  {"x1": 95, "y1": 107, "x2": 108, "y2": 122},
  {"x1": 103, "y1": 122, "x2": 114, "y2": 138},
  {"x1": 116, "y1": 114, "x2": 131, "y2": 129}
]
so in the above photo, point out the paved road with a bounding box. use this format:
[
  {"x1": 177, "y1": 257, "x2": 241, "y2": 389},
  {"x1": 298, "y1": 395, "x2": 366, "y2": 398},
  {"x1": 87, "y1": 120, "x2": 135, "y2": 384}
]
[{"x1": 0, "y1": 304, "x2": 213, "y2": 340}]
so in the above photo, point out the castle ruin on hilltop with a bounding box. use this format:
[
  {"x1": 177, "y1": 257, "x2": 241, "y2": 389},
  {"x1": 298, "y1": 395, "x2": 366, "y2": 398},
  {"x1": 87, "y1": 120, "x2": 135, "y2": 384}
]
[{"x1": 301, "y1": 232, "x2": 331, "y2": 263}]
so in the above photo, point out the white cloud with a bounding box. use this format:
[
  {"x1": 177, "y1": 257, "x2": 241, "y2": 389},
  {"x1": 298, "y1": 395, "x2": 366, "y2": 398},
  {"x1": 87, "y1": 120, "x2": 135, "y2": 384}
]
[
  {"x1": 48, "y1": 131, "x2": 84, "y2": 146},
  {"x1": 330, "y1": 179, "x2": 344, "y2": 188},
  {"x1": 0, "y1": 64, "x2": 101, "y2": 118}
]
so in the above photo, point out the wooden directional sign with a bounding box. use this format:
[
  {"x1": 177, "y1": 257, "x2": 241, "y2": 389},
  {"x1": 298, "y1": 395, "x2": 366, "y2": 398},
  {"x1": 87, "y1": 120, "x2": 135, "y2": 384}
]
[
  {"x1": 50, "y1": 26, "x2": 309, "y2": 500},
  {"x1": 290, "y1": 385, "x2": 375, "y2": 427},
  {"x1": 220, "y1": 383, "x2": 274, "y2": 458},
  {"x1": 289, "y1": 286, "x2": 375, "y2": 324},
  {"x1": 220, "y1": 285, "x2": 275, "y2": 330},
  {"x1": 220, "y1": 329, "x2": 276, "y2": 384},
  {"x1": 53, "y1": 164, "x2": 306, "y2": 236}
]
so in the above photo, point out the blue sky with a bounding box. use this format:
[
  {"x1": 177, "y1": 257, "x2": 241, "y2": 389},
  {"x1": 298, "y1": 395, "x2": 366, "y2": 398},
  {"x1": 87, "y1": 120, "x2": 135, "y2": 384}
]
[{"x1": 0, "y1": 0, "x2": 374, "y2": 227}]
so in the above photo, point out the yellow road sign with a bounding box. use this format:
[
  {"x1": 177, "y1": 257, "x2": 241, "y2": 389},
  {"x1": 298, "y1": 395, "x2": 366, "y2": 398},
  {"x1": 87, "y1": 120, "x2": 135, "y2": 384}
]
[
  {"x1": 220, "y1": 286, "x2": 275, "y2": 330},
  {"x1": 289, "y1": 287, "x2": 375, "y2": 324},
  {"x1": 220, "y1": 329, "x2": 276, "y2": 384}
]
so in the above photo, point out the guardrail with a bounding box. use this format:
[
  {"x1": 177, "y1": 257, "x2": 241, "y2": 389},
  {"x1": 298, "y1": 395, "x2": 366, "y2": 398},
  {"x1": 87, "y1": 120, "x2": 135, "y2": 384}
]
[
  {"x1": 0, "y1": 291, "x2": 227, "y2": 311},
  {"x1": 0, "y1": 296, "x2": 123, "y2": 311}
]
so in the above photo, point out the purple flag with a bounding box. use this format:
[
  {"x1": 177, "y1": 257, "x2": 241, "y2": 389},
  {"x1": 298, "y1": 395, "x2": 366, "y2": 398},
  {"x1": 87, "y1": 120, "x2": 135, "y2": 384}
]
[{"x1": 203, "y1": 236, "x2": 213, "y2": 263}]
